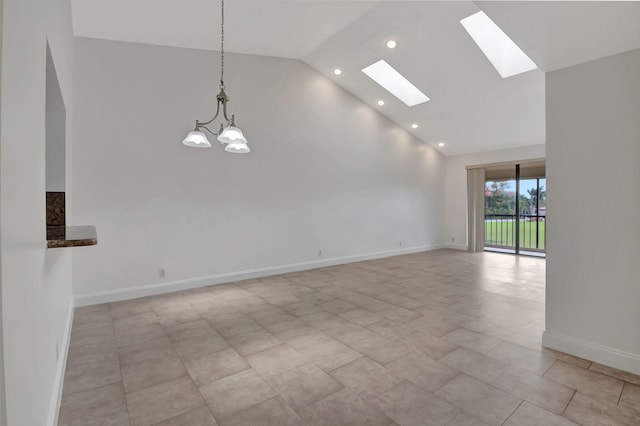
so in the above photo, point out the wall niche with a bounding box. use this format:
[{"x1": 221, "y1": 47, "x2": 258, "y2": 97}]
[{"x1": 45, "y1": 43, "x2": 66, "y2": 228}]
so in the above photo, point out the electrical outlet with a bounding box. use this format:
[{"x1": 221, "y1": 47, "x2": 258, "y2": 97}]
[
  {"x1": 318, "y1": 250, "x2": 322, "y2": 257},
  {"x1": 159, "y1": 268, "x2": 166, "y2": 278}
]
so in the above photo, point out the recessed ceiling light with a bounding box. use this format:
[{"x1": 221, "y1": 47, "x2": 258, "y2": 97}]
[
  {"x1": 377, "y1": 100, "x2": 385, "y2": 106},
  {"x1": 460, "y1": 11, "x2": 537, "y2": 78},
  {"x1": 362, "y1": 60, "x2": 430, "y2": 107},
  {"x1": 386, "y1": 40, "x2": 397, "y2": 49},
  {"x1": 333, "y1": 68, "x2": 342, "y2": 75},
  {"x1": 411, "y1": 124, "x2": 419, "y2": 129},
  {"x1": 438, "y1": 142, "x2": 445, "y2": 147}
]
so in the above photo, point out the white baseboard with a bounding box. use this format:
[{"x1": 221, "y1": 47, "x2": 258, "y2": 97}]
[
  {"x1": 543, "y1": 330, "x2": 640, "y2": 376},
  {"x1": 444, "y1": 243, "x2": 468, "y2": 251},
  {"x1": 75, "y1": 244, "x2": 445, "y2": 307},
  {"x1": 47, "y1": 300, "x2": 75, "y2": 426}
]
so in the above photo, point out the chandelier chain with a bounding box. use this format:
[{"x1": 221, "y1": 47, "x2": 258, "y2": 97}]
[{"x1": 220, "y1": 0, "x2": 225, "y2": 88}]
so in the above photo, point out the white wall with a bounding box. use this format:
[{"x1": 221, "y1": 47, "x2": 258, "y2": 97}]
[
  {"x1": 71, "y1": 38, "x2": 447, "y2": 302},
  {"x1": 0, "y1": 0, "x2": 75, "y2": 425},
  {"x1": 444, "y1": 145, "x2": 546, "y2": 249},
  {"x1": 544, "y1": 48, "x2": 640, "y2": 375}
]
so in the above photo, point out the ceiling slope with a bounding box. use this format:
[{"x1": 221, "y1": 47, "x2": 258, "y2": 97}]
[
  {"x1": 301, "y1": 1, "x2": 545, "y2": 155},
  {"x1": 71, "y1": 0, "x2": 379, "y2": 58},
  {"x1": 477, "y1": 1, "x2": 640, "y2": 72}
]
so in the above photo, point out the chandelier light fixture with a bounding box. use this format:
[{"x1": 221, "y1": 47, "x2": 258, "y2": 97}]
[{"x1": 182, "y1": 0, "x2": 250, "y2": 153}]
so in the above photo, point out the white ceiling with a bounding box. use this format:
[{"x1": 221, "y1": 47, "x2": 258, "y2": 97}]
[
  {"x1": 302, "y1": 1, "x2": 545, "y2": 155},
  {"x1": 477, "y1": 1, "x2": 640, "y2": 73},
  {"x1": 71, "y1": 0, "x2": 380, "y2": 59},
  {"x1": 70, "y1": 1, "x2": 640, "y2": 155}
]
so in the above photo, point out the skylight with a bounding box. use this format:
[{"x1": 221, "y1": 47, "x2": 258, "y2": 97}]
[
  {"x1": 361, "y1": 60, "x2": 430, "y2": 107},
  {"x1": 460, "y1": 11, "x2": 537, "y2": 78}
]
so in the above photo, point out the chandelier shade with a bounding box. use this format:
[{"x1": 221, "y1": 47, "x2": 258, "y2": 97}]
[
  {"x1": 224, "y1": 142, "x2": 251, "y2": 154},
  {"x1": 217, "y1": 126, "x2": 248, "y2": 145},
  {"x1": 182, "y1": 130, "x2": 212, "y2": 148}
]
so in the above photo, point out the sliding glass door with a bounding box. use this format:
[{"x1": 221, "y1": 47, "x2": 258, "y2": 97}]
[{"x1": 484, "y1": 162, "x2": 546, "y2": 256}]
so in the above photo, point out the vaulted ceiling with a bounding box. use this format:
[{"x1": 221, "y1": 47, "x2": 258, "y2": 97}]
[{"x1": 70, "y1": 1, "x2": 640, "y2": 155}]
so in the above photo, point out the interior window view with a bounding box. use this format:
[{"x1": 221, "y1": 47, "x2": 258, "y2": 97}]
[{"x1": 1, "y1": 1, "x2": 639, "y2": 426}]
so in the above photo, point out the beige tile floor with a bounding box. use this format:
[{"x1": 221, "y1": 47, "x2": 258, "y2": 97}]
[{"x1": 58, "y1": 249, "x2": 640, "y2": 426}]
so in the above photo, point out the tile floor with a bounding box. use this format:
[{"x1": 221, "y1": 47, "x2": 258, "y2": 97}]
[{"x1": 58, "y1": 249, "x2": 640, "y2": 426}]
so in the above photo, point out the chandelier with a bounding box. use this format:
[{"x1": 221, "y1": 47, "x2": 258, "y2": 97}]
[{"x1": 182, "y1": 0, "x2": 250, "y2": 153}]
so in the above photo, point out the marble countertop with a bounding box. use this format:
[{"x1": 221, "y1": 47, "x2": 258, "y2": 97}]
[{"x1": 47, "y1": 225, "x2": 98, "y2": 248}]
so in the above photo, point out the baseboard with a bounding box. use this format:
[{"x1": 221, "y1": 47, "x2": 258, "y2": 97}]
[
  {"x1": 444, "y1": 243, "x2": 468, "y2": 251},
  {"x1": 543, "y1": 330, "x2": 640, "y2": 376},
  {"x1": 75, "y1": 244, "x2": 445, "y2": 307},
  {"x1": 47, "y1": 300, "x2": 75, "y2": 426}
]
